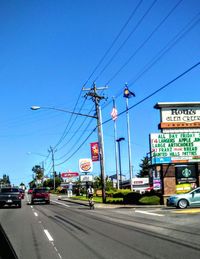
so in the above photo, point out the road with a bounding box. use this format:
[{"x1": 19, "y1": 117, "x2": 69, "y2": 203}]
[{"x1": 0, "y1": 194, "x2": 200, "y2": 259}]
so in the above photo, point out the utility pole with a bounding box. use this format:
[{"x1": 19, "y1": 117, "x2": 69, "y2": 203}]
[
  {"x1": 83, "y1": 83, "x2": 107, "y2": 203},
  {"x1": 49, "y1": 146, "x2": 56, "y2": 191}
]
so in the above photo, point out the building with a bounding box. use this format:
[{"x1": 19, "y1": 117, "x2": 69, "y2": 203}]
[{"x1": 150, "y1": 102, "x2": 200, "y2": 204}]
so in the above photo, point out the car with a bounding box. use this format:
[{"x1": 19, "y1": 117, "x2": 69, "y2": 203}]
[
  {"x1": 28, "y1": 189, "x2": 33, "y2": 194},
  {"x1": 19, "y1": 189, "x2": 25, "y2": 199},
  {"x1": 167, "y1": 187, "x2": 200, "y2": 209},
  {"x1": 31, "y1": 188, "x2": 50, "y2": 204},
  {"x1": 0, "y1": 187, "x2": 22, "y2": 208}
]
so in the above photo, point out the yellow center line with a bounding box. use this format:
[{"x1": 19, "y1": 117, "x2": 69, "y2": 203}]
[{"x1": 172, "y1": 208, "x2": 200, "y2": 214}]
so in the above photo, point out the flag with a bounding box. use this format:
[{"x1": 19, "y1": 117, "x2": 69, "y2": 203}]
[
  {"x1": 123, "y1": 86, "x2": 135, "y2": 98},
  {"x1": 111, "y1": 107, "x2": 118, "y2": 121},
  {"x1": 90, "y1": 142, "x2": 99, "y2": 161}
]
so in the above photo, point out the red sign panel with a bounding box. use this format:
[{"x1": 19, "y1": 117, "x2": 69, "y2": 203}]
[
  {"x1": 90, "y1": 142, "x2": 99, "y2": 161},
  {"x1": 61, "y1": 172, "x2": 79, "y2": 178}
]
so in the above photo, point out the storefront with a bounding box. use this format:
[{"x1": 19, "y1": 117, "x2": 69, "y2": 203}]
[{"x1": 150, "y1": 102, "x2": 200, "y2": 204}]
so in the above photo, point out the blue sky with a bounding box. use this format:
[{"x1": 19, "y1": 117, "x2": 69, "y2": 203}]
[{"x1": 0, "y1": 0, "x2": 199, "y2": 186}]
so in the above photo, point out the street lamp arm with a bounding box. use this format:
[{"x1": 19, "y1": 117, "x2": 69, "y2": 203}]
[{"x1": 31, "y1": 106, "x2": 97, "y2": 119}]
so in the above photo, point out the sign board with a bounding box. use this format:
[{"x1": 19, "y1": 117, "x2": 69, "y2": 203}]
[
  {"x1": 150, "y1": 132, "x2": 200, "y2": 164},
  {"x1": 132, "y1": 178, "x2": 149, "y2": 185},
  {"x1": 90, "y1": 142, "x2": 99, "y2": 161},
  {"x1": 80, "y1": 174, "x2": 93, "y2": 182},
  {"x1": 79, "y1": 158, "x2": 93, "y2": 173},
  {"x1": 61, "y1": 172, "x2": 79, "y2": 178},
  {"x1": 156, "y1": 105, "x2": 200, "y2": 129}
]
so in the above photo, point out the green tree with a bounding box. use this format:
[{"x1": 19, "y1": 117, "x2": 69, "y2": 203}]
[
  {"x1": 137, "y1": 156, "x2": 150, "y2": 178},
  {"x1": 32, "y1": 165, "x2": 44, "y2": 180},
  {"x1": 43, "y1": 177, "x2": 61, "y2": 189}
]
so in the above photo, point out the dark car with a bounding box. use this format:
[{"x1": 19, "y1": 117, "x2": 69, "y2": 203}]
[
  {"x1": 31, "y1": 188, "x2": 50, "y2": 204},
  {"x1": 0, "y1": 187, "x2": 22, "y2": 208}
]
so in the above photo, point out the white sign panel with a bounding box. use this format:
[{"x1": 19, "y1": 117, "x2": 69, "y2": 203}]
[
  {"x1": 160, "y1": 107, "x2": 200, "y2": 129},
  {"x1": 80, "y1": 175, "x2": 93, "y2": 182},
  {"x1": 79, "y1": 158, "x2": 93, "y2": 173},
  {"x1": 150, "y1": 132, "x2": 200, "y2": 164}
]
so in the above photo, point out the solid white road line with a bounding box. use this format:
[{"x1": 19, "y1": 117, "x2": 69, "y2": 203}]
[
  {"x1": 51, "y1": 200, "x2": 70, "y2": 207},
  {"x1": 34, "y1": 212, "x2": 38, "y2": 217},
  {"x1": 44, "y1": 229, "x2": 54, "y2": 242},
  {"x1": 135, "y1": 210, "x2": 164, "y2": 217}
]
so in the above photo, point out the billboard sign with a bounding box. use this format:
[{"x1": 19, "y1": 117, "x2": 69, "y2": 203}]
[
  {"x1": 61, "y1": 172, "x2": 79, "y2": 178},
  {"x1": 150, "y1": 132, "x2": 200, "y2": 164},
  {"x1": 79, "y1": 158, "x2": 93, "y2": 173},
  {"x1": 90, "y1": 142, "x2": 99, "y2": 161},
  {"x1": 80, "y1": 174, "x2": 93, "y2": 182},
  {"x1": 158, "y1": 105, "x2": 200, "y2": 129}
]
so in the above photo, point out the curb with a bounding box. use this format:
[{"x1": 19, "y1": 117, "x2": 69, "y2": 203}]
[{"x1": 57, "y1": 196, "x2": 165, "y2": 209}]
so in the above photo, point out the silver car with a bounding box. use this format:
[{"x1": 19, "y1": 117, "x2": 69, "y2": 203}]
[{"x1": 167, "y1": 187, "x2": 200, "y2": 209}]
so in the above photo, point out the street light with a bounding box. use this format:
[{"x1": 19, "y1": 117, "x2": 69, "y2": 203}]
[
  {"x1": 31, "y1": 106, "x2": 97, "y2": 119},
  {"x1": 31, "y1": 104, "x2": 106, "y2": 202},
  {"x1": 116, "y1": 137, "x2": 125, "y2": 189}
]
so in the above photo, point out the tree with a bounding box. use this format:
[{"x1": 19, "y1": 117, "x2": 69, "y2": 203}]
[
  {"x1": 32, "y1": 165, "x2": 44, "y2": 180},
  {"x1": 43, "y1": 177, "x2": 61, "y2": 189},
  {"x1": 137, "y1": 156, "x2": 151, "y2": 178}
]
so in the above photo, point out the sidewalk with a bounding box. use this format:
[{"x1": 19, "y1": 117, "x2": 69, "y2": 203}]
[{"x1": 56, "y1": 195, "x2": 165, "y2": 209}]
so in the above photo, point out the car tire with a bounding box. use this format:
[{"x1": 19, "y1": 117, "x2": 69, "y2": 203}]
[
  {"x1": 177, "y1": 199, "x2": 188, "y2": 209},
  {"x1": 46, "y1": 201, "x2": 50, "y2": 205},
  {"x1": 18, "y1": 202, "x2": 21, "y2": 208}
]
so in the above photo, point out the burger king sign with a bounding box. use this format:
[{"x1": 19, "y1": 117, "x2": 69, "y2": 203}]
[{"x1": 79, "y1": 158, "x2": 93, "y2": 173}]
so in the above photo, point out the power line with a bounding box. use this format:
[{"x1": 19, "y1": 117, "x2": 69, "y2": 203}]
[
  {"x1": 93, "y1": 0, "x2": 157, "y2": 82},
  {"x1": 102, "y1": 61, "x2": 200, "y2": 126},
  {"x1": 55, "y1": 62, "x2": 200, "y2": 166},
  {"x1": 102, "y1": 10, "x2": 200, "y2": 109},
  {"x1": 82, "y1": 0, "x2": 144, "y2": 88},
  {"x1": 55, "y1": 127, "x2": 97, "y2": 166},
  {"x1": 105, "y1": 0, "x2": 183, "y2": 86}
]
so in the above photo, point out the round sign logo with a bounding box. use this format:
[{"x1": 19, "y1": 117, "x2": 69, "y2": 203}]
[
  {"x1": 182, "y1": 168, "x2": 191, "y2": 178},
  {"x1": 79, "y1": 158, "x2": 93, "y2": 173}
]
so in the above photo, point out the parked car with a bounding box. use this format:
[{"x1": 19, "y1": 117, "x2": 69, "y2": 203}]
[
  {"x1": 31, "y1": 188, "x2": 50, "y2": 204},
  {"x1": 0, "y1": 187, "x2": 22, "y2": 208},
  {"x1": 167, "y1": 187, "x2": 200, "y2": 209}
]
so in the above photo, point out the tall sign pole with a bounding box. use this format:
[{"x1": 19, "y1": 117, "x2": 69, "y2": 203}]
[
  {"x1": 83, "y1": 83, "x2": 107, "y2": 203},
  {"x1": 123, "y1": 84, "x2": 135, "y2": 190},
  {"x1": 111, "y1": 97, "x2": 119, "y2": 189}
]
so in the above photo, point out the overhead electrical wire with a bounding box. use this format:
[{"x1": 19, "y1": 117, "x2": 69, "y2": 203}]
[
  {"x1": 81, "y1": 0, "x2": 144, "y2": 89},
  {"x1": 93, "y1": 0, "x2": 158, "y2": 82},
  {"x1": 104, "y1": 0, "x2": 183, "y2": 86},
  {"x1": 54, "y1": 62, "x2": 200, "y2": 166},
  {"x1": 102, "y1": 61, "x2": 200, "y2": 126},
  {"x1": 102, "y1": 10, "x2": 200, "y2": 109},
  {"x1": 52, "y1": 1, "x2": 144, "y2": 151}
]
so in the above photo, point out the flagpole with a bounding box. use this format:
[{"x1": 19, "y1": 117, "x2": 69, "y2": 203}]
[
  {"x1": 112, "y1": 97, "x2": 119, "y2": 189},
  {"x1": 126, "y1": 97, "x2": 133, "y2": 190}
]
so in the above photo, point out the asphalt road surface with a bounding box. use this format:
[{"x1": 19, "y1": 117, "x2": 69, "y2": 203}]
[{"x1": 0, "y1": 194, "x2": 200, "y2": 259}]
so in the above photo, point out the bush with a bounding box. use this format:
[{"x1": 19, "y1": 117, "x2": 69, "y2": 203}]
[
  {"x1": 113, "y1": 189, "x2": 131, "y2": 198},
  {"x1": 123, "y1": 192, "x2": 142, "y2": 204},
  {"x1": 139, "y1": 195, "x2": 160, "y2": 205}
]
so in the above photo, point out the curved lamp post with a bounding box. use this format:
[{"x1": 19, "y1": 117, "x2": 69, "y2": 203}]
[{"x1": 31, "y1": 105, "x2": 106, "y2": 203}]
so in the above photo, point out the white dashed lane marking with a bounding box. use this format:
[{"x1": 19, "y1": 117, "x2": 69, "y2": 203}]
[
  {"x1": 44, "y1": 229, "x2": 54, "y2": 242},
  {"x1": 135, "y1": 210, "x2": 164, "y2": 217}
]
